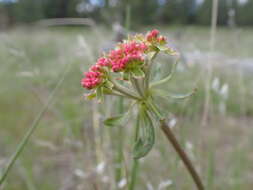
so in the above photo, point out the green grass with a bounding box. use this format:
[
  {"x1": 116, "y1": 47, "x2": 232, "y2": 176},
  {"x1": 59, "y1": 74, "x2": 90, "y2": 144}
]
[{"x1": 0, "y1": 26, "x2": 253, "y2": 190}]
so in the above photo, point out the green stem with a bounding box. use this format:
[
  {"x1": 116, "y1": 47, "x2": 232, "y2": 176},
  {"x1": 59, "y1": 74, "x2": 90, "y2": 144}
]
[
  {"x1": 109, "y1": 78, "x2": 141, "y2": 100},
  {"x1": 130, "y1": 77, "x2": 145, "y2": 98},
  {"x1": 147, "y1": 101, "x2": 205, "y2": 190},
  {"x1": 129, "y1": 159, "x2": 139, "y2": 190},
  {"x1": 129, "y1": 113, "x2": 140, "y2": 190}
]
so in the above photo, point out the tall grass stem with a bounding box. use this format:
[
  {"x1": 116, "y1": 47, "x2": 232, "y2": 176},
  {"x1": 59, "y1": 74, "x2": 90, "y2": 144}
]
[
  {"x1": 0, "y1": 62, "x2": 72, "y2": 186},
  {"x1": 201, "y1": 0, "x2": 218, "y2": 126}
]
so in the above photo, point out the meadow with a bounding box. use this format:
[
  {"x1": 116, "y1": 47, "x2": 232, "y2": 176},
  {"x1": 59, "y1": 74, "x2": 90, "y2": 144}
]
[{"x1": 0, "y1": 26, "x2": 253, "y2": 190}]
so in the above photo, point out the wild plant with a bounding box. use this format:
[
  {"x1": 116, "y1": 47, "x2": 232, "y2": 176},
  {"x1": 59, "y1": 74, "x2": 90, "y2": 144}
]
[{"x1": 81, "y1": 29, "x2": 204, "y2": 190}]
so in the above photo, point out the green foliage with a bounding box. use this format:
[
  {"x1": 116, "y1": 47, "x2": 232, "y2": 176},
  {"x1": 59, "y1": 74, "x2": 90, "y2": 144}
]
[
  {"x1": 104, "y1": 115, "x2": 126, "y2": 127},
  {"x1": 237, "y1": 0, "x2": 253, "y2": 25},
  {"x1": 133, "y1": 110, "x2": 155, "y2": 159},
  {"x1": 1, "y1": 0, "x2": 253, "y2": 26},
  {"x1": 161, "y1": 0, "x2": 197, "y2": 24}
]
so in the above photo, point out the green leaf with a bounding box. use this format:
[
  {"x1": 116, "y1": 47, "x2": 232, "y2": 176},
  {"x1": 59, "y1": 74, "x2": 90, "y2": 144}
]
[
  {"x1": 104, "y1": 115, "x2": 126, "y2": 127},
  {"x1": 104, "y1": 102, "x2": 136, "y2": 127},
  {"x1": 150, "y1": 59, "x2": 178, "y2": 88},
  {"x1": 167, "y1": 88, "x2": 197, "y2": 99},
  {"x1": 152, "y1": 88, "x2": 197, "y2": 100},
  {"x1": 133, "y1": 111, "x2": 155, "y2": 159},
  {"x1": 131, "y1": 67, "x2": 145, "y2": 78}
]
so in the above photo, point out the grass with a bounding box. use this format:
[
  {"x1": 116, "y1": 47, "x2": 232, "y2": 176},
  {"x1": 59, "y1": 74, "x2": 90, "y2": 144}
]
[{"x1": 0, "y1": 26, "x2": 253, "y2": 190}]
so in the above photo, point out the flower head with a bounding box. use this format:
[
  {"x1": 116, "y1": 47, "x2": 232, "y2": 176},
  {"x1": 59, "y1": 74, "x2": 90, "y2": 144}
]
[
  {"x1": 108, "y1": 41, "x2": 147, "y2": 72},
  {"x1": 146, "y1": 29, "x2": 167, "y2": 45},
  {"x1": 146, "y1": 29, "x2": 160, "y2": 42},
  {"x1": 81, "y1": 29, "x2": 178, "y2": 92},
  {"x1": 97, "y1": 57, "x2": 110, "y2": 67},
  {"x1": 81, "y1": 71, "x2": 104, "y2": 90}
]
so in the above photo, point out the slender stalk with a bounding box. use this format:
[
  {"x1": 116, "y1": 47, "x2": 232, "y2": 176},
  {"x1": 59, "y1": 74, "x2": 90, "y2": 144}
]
[
  {"x1": 109, "y1": 78, "x2": 141, "y2": 100},
  {"x1": 129, "y1": 159, "x2": 139, "y2": 190},
  {"x1": 201, "y1": 0, "x2": 218, "y2": 127},
  {"x1": 129, "y1": 114, "x2": 140, "y2": 190},
  {"x1": 146, "y1": 101, "x2": 204, "y2": 190},
  {"x1": 113, "y1": 85, "x2": 140, "y2": 100},
  {"x1": 160, "y1": 120, "x2": 204, "y2": 190},
  {"x1": 130, "y1": 77, "x2": 145, "y2": 98}
]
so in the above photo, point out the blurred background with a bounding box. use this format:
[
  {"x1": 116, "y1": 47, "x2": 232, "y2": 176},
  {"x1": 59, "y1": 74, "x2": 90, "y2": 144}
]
[{"x1": 0, "y1": 0, "x2": 253, "y2": 190}]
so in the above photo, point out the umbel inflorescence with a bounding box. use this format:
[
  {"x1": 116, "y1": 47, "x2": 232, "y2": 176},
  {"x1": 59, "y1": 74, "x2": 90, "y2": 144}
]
[
  {"x1": 81, "y1": 29, "x2": 176, "y2": 88},
  {"x1": 80, "y1": 29, "x2": 192, "y2": 159}
]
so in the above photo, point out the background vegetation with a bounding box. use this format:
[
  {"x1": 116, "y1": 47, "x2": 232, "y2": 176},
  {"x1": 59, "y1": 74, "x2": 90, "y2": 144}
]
[
  {"x1": 1, "y1": 0, "x2": 253, "y2": 27},
  {"x1": 0, "y1": 0, "x2": 253, "y2": 190}
]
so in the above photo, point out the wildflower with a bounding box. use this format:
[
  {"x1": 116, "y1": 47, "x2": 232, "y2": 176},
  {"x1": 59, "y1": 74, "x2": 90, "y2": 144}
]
[
  {"x1": 80, "y1": 29, "x2": 203, "y2": 190},
  {"x1": 146, "y1": 29, "x2": 160, "y2": 42},
  {"x1": 146, "y1": 29, "x2": 167, "y2": 45},
  {"x1": 108, "y1": 41, "x2": 147, "y2": 72},
  {"x1": 97, "y1": 57, "x2": 110, "y2": 67},
  {"x1": 81, "y1": 71, "x2": 104, "y2": 90}
]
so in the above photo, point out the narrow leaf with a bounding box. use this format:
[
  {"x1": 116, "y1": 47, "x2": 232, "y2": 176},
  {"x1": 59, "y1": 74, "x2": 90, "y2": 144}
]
[
  {"x1": 104, "y1": 115, "x2": 125, "y2": 127},
  {"x1": 133, "y1": 111, "x2": 155, "y2": 159},
  {"x1": 150, "y1": 59, "x2": 178, "y2": 88},
  {"x1": 153, "y1": 88, "x2": 197, "y2": 100},
  {"x1": 103, "y1": 103, "x2": 135, "y2": 127},
  {"x1": 167, "y1": 89, "x2": 197, "y2": 99}
]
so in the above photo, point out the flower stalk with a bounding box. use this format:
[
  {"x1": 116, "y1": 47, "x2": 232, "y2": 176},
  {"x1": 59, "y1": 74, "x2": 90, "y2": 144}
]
[{"x1": 159, "y1": 120, "x2": 204, "y2": 190}]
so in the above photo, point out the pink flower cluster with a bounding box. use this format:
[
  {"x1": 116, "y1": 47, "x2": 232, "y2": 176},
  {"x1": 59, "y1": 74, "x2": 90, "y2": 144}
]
[
  {"x1": 146, "y1": 29, "x2": 167, "y2": 44},
  {"x1": 81, "y1": 71, "x2": 103, "y2": 89},
  {"x1": 81, "y1": 29, "x2": 168, "y2": 90},
  {"x1": 81, "y1": 57, "x2": 109, "y2": 89},
  {"x1": 108, "y1": 41, "x2": 148, "y2": 72}
]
